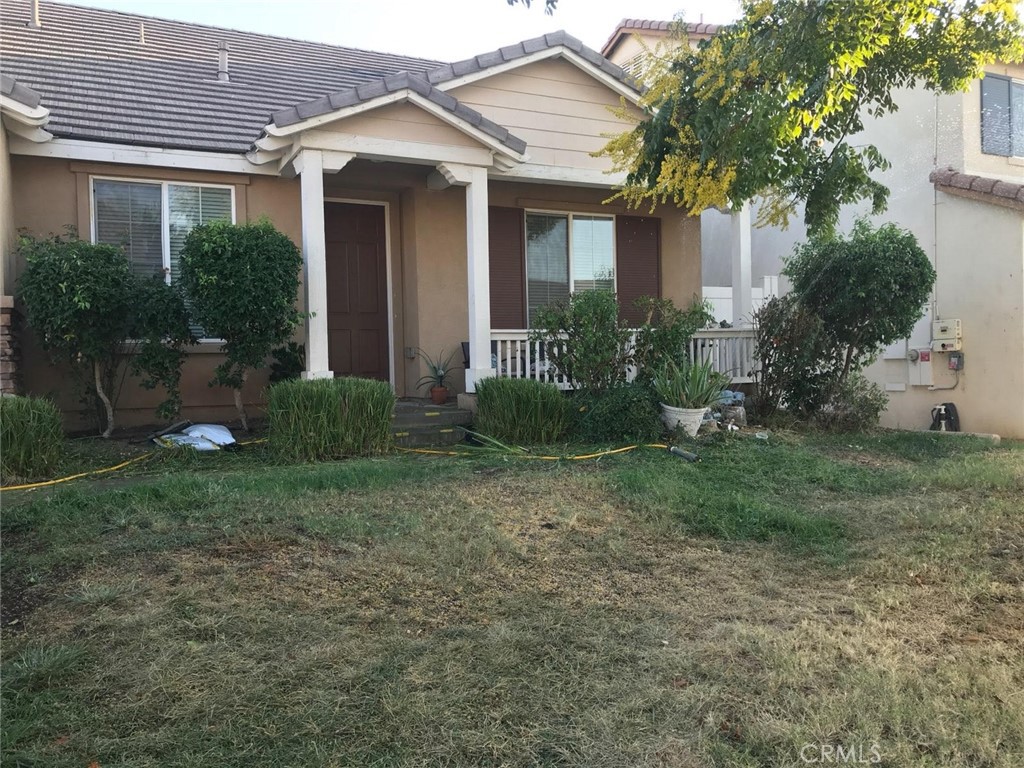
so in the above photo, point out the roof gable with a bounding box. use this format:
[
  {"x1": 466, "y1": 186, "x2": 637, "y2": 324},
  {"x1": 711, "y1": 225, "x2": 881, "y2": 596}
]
[
  {"x1": 599, "y1": 18, "x2": 722, "y2": 59},
  {"x1": 260, "y1": 72, "x2": 526, "y2": 158},
  {"x1": 426, "y1": 30, "x2": 643, "y2": 104}
]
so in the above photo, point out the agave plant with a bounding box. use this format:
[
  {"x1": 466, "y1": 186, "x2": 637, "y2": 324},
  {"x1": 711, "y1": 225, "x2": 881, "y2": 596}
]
[
  {"x1": 415, "y1": 348, "x2": 459, "y2": 391},
  {"x1": 653, "y1": 357, "x2": 730, "y2": 409}
]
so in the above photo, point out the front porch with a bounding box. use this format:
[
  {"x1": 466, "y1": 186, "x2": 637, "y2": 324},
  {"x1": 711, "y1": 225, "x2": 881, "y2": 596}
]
[{"x1": 487, "y1": 327, "x2": 758, "y2": 390}]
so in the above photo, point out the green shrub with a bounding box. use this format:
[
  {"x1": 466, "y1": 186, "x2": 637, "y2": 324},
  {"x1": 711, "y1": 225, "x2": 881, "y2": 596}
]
[
  {"x1": 814, "y1": 374, "x2": 889, "y2": 431},
  {"x1": 631, "y1": 296, "x2": 714, "y2": 382},
  {"x1": 0, "y1": 395, "x2": 63, "y2": 482},
  {"x1": 571, "y1": 382, "x2": 663, "y2": 444},
  {"x1": 530, "y1": 290, "x2": 632, "y2": 393},
  {"x1": 17, "y1": 233, "x2": 193, "y2": 435},
  {"x1": 755, "y1": 219, "x2": 934, "y2": 421},
  {"x1": 269, "y1": 342, "x2": 305, "y2": 384},
  {"x1": 475, "y1": 377, "x2": 569, "y2": 445},
  {"x1": 179, "y1": 220, "x2": 303, "y2": 430},
  {"x1": 267, "y1": 378, "x2": 395, "y2": 462}
]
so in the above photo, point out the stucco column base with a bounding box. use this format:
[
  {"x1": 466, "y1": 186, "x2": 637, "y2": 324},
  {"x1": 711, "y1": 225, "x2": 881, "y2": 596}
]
[{"x1": 301, "y1": 370, "x2": 334, "y2": 381}]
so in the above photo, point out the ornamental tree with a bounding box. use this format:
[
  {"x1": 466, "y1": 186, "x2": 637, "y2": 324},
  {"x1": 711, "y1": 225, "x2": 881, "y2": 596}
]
[
  {"x1": 784, "y1": 219, "x2": 936, "y2": 382},
  {"x1": 178, "y1": 219, "x2": 302, "y2": 431},
  {"x1": 602, "y1": 0, "x2": 1024, "y2": 235},
  {"x1": 17, "y1": 233, "x2": 194, "y2": 436},
  {"x1": 753, "y1": 220, "x2": 935, "y2": 418}
]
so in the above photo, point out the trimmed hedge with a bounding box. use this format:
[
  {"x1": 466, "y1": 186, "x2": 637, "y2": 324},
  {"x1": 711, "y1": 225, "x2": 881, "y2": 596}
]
[
  {"x1": 475, "y1": 377, "x2": 569, "y2": 445},
  {"x1": 0, "y1": 395, "x2": 63, "y2": 482},
  {"x1": 267, "y1": 377, "x2": 395, "y2": 462}
]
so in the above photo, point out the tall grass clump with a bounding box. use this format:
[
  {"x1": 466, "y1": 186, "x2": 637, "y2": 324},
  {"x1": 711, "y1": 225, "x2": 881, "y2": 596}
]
[
  {"x1": 475, "y1": 377, "x2": 569, "y2": 445},
  {"x1": 0, "y1": 395, "x2": 63, "y2": 482},
  {"x1": 267, "y1": 377, "x2": 395, "y2": 462}
]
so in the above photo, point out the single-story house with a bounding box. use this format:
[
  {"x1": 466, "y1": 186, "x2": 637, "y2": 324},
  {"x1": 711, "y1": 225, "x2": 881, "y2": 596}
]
[{"x1": 0, "y1": 0, "x2": 702, "y2": 427}]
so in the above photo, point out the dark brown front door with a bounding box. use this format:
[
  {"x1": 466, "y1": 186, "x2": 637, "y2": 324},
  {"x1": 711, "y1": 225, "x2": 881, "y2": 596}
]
[{"x1": 325, "y1": 202, "x2": 389, "y2": 381}]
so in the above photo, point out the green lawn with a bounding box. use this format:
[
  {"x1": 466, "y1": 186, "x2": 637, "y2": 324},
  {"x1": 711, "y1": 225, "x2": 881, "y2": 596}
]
[{"x1": 2, "y1": 431, "x2": 1022, "y2": 767}]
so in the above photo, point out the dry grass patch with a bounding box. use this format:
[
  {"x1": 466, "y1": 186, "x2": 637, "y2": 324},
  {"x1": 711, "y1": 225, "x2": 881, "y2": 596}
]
[{"x1": 2, "y1": 436, "x2": 1022, "y2": 766}]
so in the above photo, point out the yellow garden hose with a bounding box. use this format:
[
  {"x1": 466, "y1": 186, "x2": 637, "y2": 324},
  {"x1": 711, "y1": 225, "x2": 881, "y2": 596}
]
[
  {"x1": 0, "y1": 437, "x2": 270, "y2": 493},
  {"x1": 0, "y1": 452, "x2": 155, "y2": 492},
  {"x1": 2, "y1": 439, "x2": 672, "y2": 493}
]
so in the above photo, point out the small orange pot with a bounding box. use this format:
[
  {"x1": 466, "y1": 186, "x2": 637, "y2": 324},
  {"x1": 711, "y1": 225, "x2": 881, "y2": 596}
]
[{"x1": 430, "y1": 386, "x2": 449, "y2": 405}]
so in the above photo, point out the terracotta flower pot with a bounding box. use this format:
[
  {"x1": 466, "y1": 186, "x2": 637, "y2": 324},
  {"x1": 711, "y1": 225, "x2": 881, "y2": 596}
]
[{"x1": 430, "y1": 386, "x2": 449, "y2": 405}]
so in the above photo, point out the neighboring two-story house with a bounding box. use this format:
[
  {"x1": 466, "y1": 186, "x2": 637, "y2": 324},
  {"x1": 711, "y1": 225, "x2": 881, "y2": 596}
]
[{"x1": 603, "y1": 19, "x2": 1024, "y2": 438}]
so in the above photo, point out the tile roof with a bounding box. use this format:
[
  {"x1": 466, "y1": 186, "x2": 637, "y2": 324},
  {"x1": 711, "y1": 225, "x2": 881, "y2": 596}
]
[
  {"x1": 929, "y1": 168, "x2": 1024, "y2": 212},
  {"x1": 599, "y1": 18, "x2": 723, "y2": 57},
  {"x1": 271, "y1": 72, "x2": 528, "y2": 156},
  {"x1": 0, "y1": 72, "x2": 42, "y2": 108},
  {"x1": 0, "y1": 0, "x2": 442, "y2": 153}
]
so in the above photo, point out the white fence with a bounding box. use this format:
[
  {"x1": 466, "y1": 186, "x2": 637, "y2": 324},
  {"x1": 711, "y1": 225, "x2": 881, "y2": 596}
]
[{"x1": 488, "y1": 327, "x2": 758, "y2": 390}]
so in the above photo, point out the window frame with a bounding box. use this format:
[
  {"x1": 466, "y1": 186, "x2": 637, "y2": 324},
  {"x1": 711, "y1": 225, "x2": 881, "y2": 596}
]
[
  {"x1": 90, "y1": 175, "x2": 237, "y2": 283},
  {"x1": 980, "y1": 73, "x2": 1024, "y2": 159},
  {"x1": 523, "y1": 209, "x2": 618, "y2": 325},
  {"x1": 90, "y1": 175, "x2": 236, "y2": 344}
]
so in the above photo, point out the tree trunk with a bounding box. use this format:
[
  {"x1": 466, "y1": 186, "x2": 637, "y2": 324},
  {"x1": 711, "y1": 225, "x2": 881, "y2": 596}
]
[
  {"x1": 94, "y1": 360, "x2": 115, "y2": 438},
  {"x1": 233, "y1": 370, "x2": 249, "y2": 432}
]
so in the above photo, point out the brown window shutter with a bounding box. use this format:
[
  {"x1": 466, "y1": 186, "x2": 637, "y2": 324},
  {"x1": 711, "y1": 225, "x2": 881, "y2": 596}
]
[
  {"x1": 616, "y1": 215, "x2": 661, "y2": 326},
  {"x1": 489, "y1": 206, "x2": 526, "y2": 329}
]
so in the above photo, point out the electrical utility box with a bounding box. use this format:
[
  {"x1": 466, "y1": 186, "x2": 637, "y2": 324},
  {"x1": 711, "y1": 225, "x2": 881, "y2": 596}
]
[
  {"x1": 908, "y1": 348, "x2": 933, "y2": 386},
  {"x1": 932, "y1": 319, "x2": 963, "y2": 352}
]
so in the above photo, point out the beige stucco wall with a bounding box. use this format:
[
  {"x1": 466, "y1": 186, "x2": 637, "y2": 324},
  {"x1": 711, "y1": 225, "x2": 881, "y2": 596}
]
[
  {"x1": 866, "y1": 194, "x2": 1024, "y2": 437},
  {"x1": 449, "y1": 58, "x2": 644, "y2": 171},
  {"x1": 9, "y1": 154, "x2": 301, "y2": 429},
  {"x1": 0, "y1": 123, "x2": 14, "y2": 297}
]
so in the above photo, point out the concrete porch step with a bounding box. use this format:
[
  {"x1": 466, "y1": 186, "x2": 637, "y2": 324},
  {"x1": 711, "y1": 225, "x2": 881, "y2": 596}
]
[
  {"x1": 390, "y1": 400, "x2": 474, "y2": 447},
  {"x1": 392, "y1": 423, "x2": 469, "y2": 449}
]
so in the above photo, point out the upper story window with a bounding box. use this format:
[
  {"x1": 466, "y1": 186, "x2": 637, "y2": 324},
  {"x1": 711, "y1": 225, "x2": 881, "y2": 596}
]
[
  {"x1": 93, "y1": 178, "x2": 234, "y2": 338},
  {"x1": 981, "y1": 74, "x2": 1024, "y2": 157},
  {"x1": 525, "y1": 212, "x2": 614, "y2": 325}
]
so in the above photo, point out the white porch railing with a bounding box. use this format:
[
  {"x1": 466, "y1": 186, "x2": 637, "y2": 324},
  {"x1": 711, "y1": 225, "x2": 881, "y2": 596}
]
[
  {"x1": 690, "y1": 328, "x2": 757, "y2": 384},
  {"x1": 489, "y1": 327, "x2": 758, "y2": 390}
]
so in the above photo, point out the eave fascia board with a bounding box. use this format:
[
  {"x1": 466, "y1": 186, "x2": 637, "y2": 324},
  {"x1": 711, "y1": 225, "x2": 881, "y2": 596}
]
[
  {"x1": 434, "y1": 47, "x2": 642, "y2": 106},
  {"x1": 491, "y1": 162, "x2": 627, "y2": 188},
  {"x1": 9, "y1": 136, "x2": 279, "y2": 175}
]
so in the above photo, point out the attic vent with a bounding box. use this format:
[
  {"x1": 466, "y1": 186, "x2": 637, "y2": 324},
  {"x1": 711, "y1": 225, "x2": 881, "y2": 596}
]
[{"x1": 218, "y1": 41, "x2": 230, "y2": 82}]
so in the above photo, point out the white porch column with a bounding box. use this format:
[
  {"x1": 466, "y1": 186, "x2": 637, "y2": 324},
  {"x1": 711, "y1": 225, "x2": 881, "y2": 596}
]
[
  {"x1": 731, "y1": 202, "x2": 753, "y2": 327},
  {"x1": 295, "y1": 149, "x2": 333, "y2": 380},
  {"x1": 430, "y1": 163, "x2": 493, "y2": 392},
  {"x1": 464, "y1": 166, "x2": 492, "y2": 393}
]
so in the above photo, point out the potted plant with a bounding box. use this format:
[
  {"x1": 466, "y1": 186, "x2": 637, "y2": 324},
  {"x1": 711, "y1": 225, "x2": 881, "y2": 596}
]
[
  {"x1": 653, "y1": 357, "x2": 730, "y2": 437},
  {"x1": 416, "y1": 348, "x2": 459, "y2": 405}
]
